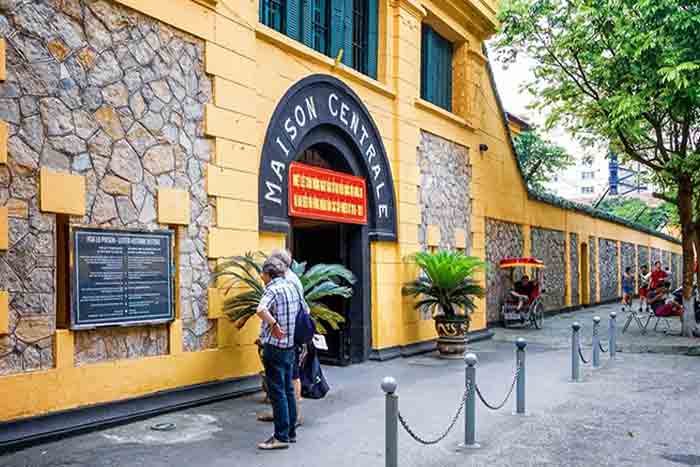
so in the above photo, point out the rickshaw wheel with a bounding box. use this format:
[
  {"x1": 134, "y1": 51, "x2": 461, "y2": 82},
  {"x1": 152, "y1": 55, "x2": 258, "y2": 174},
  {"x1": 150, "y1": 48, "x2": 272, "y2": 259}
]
[{"x1": 531, "y1": 302, "x2": 544, "y2": 329}]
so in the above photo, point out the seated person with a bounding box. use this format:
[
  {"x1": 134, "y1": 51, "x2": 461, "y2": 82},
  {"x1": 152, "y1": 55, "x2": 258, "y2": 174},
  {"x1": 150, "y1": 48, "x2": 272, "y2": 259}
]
[
  {"x1": 648, "y1": 285, "x2": 683, "y2": 318},
  {"x1": 510, "y1": 275, "x2": 536, "y2": 310}
]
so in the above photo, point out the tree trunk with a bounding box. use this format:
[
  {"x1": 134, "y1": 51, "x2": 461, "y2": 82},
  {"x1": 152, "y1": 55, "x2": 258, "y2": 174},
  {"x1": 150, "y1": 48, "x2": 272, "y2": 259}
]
[{"x1": 677, "y1": 180, "x2": 696, "y2": 337}]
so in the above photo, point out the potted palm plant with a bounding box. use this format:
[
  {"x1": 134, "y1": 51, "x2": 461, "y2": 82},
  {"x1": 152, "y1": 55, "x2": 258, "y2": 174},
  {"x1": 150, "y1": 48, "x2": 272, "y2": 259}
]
[
  {"x1": 402, "y1": 250, "x2": 485, "y2": 358},
  {"x1": 211, "y1": 252, "x2": 355, "y2": 334}
]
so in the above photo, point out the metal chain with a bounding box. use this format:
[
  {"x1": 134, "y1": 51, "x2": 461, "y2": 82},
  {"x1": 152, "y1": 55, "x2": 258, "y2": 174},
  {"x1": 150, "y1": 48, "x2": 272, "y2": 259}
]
[
  {"x1": 578, "y1": 344, "x2": 590, "y2": 364},
  {"x1": 475, "y1": 365, "x2": 520, "y2": 411},
  {"x1": 592, "y1": 324, "x2": 608, "y2": 353},
  {"x1": 397, "y1": 388, "x2": 468, "y2": 445}
]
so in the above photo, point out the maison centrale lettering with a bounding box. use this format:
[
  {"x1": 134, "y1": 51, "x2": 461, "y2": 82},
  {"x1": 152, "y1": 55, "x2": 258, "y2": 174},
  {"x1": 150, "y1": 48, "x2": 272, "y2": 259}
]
[
  {"x1": 259, "y1": 76, "x2": 397, "y2": 240},
  {"x1": 265, "y1": 93, "x2": 388, "y2": 215}
]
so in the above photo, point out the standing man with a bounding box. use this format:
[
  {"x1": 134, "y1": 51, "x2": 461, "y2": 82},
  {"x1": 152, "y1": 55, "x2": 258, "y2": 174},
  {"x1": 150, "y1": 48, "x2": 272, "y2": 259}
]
[
  {"x1": 638, "y1": 265, "x2": 650, "y2": 312},
  {"x1": 258, "y1": 249, "x2": 306, "y2": 426},
  {"x1": 256, "y1": 257, "x2": 302, "y2": 450},
  {"x1": 650, "y1": 261, "x2": 668, "y2": 290}
]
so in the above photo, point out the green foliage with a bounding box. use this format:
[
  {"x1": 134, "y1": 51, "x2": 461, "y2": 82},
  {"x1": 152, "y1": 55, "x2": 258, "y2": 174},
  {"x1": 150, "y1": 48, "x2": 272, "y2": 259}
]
[
  {"x1": 513, "y1": 130, "x2": 574, "y2": 193},
  {"x1": 402, "y1": 250, "x2": 485, "y2": 322},
  {"x1": 495, "y1": 0, "x2": 700, "y2": 183},
  {"x1": 597, "y1": 198, "x2": 679, "y2": 231},
  {"x1": 211, "y1": 252, "x2": 356, "y2": 334}
]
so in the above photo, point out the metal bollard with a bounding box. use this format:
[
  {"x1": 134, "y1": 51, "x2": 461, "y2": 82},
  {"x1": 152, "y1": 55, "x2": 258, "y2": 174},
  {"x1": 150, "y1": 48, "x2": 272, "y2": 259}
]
[
  {"x1": 571, "y1": 322, "x2": 581, "y2": 382},
  {"x1": 381, "y1": 377, "x2": 398, "y2": 467},
  {"x1": 592, "y1": 316, "x2": 601, "y2": 368},
  {"x1": 515, "y1": 338, "x2": 527, "y2": 415},
  {"x1": 609, "y1": 312, "x2": 617, "y2": 360},
  {"x1": 463, "y1": 353, "x2": 479, "y2": 448}
]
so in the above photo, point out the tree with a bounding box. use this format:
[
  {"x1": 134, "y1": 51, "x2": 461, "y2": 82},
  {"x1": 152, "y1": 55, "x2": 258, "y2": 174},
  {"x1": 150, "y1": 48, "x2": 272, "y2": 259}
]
[
  {"x1": 513, "y1": 130, "x2": 574, "y2": 193},
  {"x1": 597, "y1": 198, "x2": 678, "y2": 231},
  {"x1": 496, "y1": 0, "x2": 700, "y2": 336}
]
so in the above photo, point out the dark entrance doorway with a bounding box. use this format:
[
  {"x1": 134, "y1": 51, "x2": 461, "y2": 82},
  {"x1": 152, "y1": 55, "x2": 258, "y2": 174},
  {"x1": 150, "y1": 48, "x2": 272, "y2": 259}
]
[{"x1": 288, "y1": 147, "x2": 371, "y2": 365}]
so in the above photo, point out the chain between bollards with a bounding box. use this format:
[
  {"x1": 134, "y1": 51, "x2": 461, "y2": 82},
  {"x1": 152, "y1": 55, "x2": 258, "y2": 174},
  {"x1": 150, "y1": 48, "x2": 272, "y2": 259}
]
[{"x1": 381, "y1": 377, "x2": 398, "y2": 467}]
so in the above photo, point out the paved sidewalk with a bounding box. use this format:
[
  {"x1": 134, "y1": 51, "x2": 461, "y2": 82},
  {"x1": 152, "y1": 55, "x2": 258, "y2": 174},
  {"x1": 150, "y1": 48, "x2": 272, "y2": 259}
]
[
  {"x1": 492, "y1": 302, "x2": 700, "y2": 356},
  {"x1": 3, "y1": 339, "x2": 700, "y2": 467}
]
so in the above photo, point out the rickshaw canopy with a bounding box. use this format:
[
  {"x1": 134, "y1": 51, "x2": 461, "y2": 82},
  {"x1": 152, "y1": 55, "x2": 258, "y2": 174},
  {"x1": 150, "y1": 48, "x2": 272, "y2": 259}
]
[{"x1": 499, "y1": 257, "x2": 545, "y2": 269}]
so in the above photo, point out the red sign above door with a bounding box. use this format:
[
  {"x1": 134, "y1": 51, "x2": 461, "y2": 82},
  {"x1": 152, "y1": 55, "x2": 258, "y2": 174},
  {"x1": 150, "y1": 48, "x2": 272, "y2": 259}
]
[{"x1": 288, "y1": 162, "x2": 368, "y2": 225}]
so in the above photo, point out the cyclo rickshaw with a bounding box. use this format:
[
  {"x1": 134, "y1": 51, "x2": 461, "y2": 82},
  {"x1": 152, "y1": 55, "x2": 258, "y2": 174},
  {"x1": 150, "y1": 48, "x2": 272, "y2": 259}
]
[{"x1": 499, "y1": 257, "x2": 545, "y2": 329}]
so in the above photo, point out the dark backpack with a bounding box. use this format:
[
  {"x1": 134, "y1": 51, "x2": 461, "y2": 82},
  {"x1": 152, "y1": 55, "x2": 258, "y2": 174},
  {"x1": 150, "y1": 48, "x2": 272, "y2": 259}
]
[
  {"x1": 299, "y1": 344, "x2": 329, "y2": 399},
  {"x1": 294, "y1": 309, "x2": 316, "y2": 346}
]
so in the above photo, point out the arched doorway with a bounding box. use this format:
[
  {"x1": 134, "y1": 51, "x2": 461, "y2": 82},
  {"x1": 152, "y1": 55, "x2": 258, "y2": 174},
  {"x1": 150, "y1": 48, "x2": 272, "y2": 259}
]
[{"x1": 258, "y1": 75, "x2": 398, "y2": 364}]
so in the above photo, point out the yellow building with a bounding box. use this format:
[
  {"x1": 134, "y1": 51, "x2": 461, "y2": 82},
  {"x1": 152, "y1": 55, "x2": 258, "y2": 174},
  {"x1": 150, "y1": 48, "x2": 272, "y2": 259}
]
[{"x1": 0, "y1": 0, "x2": 681, "y2": 445}]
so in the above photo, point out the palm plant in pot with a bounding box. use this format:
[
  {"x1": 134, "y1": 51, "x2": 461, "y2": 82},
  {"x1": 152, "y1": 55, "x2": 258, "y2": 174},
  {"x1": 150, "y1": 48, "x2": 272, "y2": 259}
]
[
  {"x1": 211, "y1": 252, "x2": 355, "y2": 394},
  {"x1": 402, "y1": 250, "x2": 485, "y2": 358},
  {"x1": 211, "y1": 252, "x2": 355, "y2": 333}
]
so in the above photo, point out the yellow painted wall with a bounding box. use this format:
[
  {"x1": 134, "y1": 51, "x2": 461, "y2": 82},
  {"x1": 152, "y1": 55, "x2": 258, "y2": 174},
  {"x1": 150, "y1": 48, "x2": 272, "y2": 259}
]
[{"x1": 0, "y1": 0, "x2": 681, "y2": 423}]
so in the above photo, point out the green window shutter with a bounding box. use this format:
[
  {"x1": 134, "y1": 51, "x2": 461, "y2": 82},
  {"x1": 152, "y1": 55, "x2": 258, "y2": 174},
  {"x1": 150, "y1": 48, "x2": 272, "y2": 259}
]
[
  {"x1": 366, "y1": 0, "x2": 378, "y2": 78},
  {"x1": 421, "y1": 25, "x2": 452, "y2": 111},
  {"x1": 301, "y1": 0, "x2": 313, "y2": 48},
  {"x1": 287, "y1": 0, "x2": 302, "y2": 41},
  {"x1": 342, "y1": 0, "x2": 354, "y2": 66},
  {"x1": 421, "y1": 25, "x2": 434, "y2": 103},
  {"x1": 330, "y1": 0, "x2": 345, "y2": 61}
]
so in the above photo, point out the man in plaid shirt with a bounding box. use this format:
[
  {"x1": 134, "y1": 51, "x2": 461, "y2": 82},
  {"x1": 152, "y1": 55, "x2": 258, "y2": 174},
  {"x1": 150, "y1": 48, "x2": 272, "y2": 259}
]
[{"x1": 256, "y1": 257, "x2": 303, "y2": 450}]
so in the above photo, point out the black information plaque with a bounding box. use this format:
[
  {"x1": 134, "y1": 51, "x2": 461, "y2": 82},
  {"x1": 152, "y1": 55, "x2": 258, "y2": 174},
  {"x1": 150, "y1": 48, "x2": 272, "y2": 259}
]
[{"x1": 71, "y1": 228, "x2": 175, "y2": 329}]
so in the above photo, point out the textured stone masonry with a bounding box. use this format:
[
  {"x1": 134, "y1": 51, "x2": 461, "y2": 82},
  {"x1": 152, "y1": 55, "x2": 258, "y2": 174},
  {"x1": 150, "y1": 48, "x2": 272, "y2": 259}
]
[
  {"x1": 598, "y1": 238, "x2": 619, "y2": 302},
  {"x1": 417, "y1": 131, "x2": 471, "y2": 252},
  {"x1": 531, "y1": 227, "x2": 566, "y2": 310},
  {"x1": 0, "y1": 0, "x2": 215, "y2": 374},
  {"x1": 621, "y1": 242, "x2": 637, "y2": 288},
  {"x1": 569, "y1": 233, "x2": 579, "y2": 307},
  {"x1": 485, "y1": 219, "x2": 523, "y2": 322},
  {"x1": 589, "y1": 237, "x2": 597, "y2": 302}
]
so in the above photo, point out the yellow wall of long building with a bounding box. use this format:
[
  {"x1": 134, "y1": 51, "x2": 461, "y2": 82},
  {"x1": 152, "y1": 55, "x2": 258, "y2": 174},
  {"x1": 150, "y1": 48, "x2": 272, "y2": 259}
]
[{"x1": 0, "y1": 0, "x2": 681, "y2": 422}]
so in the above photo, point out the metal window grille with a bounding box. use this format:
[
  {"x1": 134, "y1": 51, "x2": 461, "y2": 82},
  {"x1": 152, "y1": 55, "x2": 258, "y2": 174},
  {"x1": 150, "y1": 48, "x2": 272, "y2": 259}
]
[
  {"x1": 312, "y1": 0, "x2": 329, "y2": 54},
  {"x1": 352, "y1": 0, "x2": 368, "y2": 74},
  {"x1": 261, "y1": 0, "x2": 285, "y2": 32}
]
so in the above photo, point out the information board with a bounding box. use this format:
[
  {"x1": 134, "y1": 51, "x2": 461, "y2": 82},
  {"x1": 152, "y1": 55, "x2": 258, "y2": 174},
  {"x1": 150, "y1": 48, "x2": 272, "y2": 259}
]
[{"x1": 71, "y1": 228, "x2": 174, "y2": 329}]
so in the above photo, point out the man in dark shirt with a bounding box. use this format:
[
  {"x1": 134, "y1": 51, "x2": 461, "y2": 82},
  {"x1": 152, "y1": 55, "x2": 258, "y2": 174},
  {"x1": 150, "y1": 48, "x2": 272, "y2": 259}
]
[{"x1": 511, "y1": 275, "x2": 535, "y2": 310}]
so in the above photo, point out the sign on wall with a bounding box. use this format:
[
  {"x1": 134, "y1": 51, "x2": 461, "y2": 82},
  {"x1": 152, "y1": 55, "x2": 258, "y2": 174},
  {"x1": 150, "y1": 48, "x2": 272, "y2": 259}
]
[
  {"x1": 288, "y1": 162, "x2": 368, "y2": 225},
  {"x1": 70, "y1": 228, "x2": 174, "y2": 329},
  {"x1": 259, "y1": 74, "x2": 398, "y2": 241}
]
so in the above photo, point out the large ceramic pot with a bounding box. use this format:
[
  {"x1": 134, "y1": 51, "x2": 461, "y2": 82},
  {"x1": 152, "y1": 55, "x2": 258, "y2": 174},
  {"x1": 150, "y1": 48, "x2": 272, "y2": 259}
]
[{"x1": 434, "y1": 314, "x2": 470, "y2": 358}]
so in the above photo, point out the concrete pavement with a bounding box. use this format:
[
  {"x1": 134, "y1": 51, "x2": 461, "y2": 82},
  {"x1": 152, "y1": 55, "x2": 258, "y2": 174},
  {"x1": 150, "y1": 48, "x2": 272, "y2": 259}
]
[
  {"x1": 493, "y1": 302, "x2": 700, "y2": 356},
  {"x1": 3, "y1": 328, "x2": 700, "y2": 467}
]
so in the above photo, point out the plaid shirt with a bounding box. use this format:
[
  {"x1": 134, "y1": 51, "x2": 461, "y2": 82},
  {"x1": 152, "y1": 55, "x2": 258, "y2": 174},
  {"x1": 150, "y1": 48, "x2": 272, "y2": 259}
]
[{"x1": 258, "y1": 277, "x2": 302, "y2": 349}]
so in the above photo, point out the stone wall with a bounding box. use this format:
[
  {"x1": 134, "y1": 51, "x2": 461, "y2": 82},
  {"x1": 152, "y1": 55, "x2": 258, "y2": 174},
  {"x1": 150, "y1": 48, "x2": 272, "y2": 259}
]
[
  {"x1": 0, "y1": 0, "x2": 215, "y2": 373},
  {"x1": 485, "y1": 219, "x2": 523, "y2": 322},
  {"x1": 662, "y1": 250, "x2": 672, "y2": 286},
  {"x1": 531, "y1": 227, "x2": 566, "y2": 310},
  {"x1": 417, "y1": 131, "x2": 471, "y2": 252},
  {"x1": 569, "y1": 233, "x2": 579, "y2": 307},
  {"x1": 621, "y1": 242, "x2": 637, "y2": 288},
  {"x1": 589, "y1": 237, "x2": 597, "y2": 302},
  {"x1": 638, "y1": 245, "x2": 650, "y2": 271},
  {"x1": 671, "y1": 253, "x2": 681, "y2": 289},
  {"x1": 598, "y1": 239, "x2": 619, "y2": 302}
]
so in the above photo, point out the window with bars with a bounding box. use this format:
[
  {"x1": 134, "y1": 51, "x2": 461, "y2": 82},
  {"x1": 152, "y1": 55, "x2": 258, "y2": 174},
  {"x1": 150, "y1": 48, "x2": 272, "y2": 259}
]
[
  {"x1": 260, "y1": 0, "x2": 378, "y2": 79},
  {"x1": 260, "y1": 0, "x2": 286, "y2": 33},
  {"x1": 421, "y1": 25, "x2": 453, "y2": 111},
  {"x1": 352, "y1": 0, "x2": 369, "y2": 75},
  {"x1": 310, "y1": 0, "x2": 329, "y2": 54}
]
